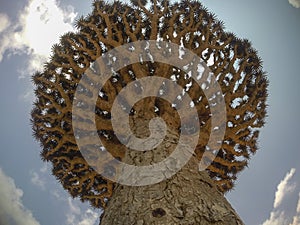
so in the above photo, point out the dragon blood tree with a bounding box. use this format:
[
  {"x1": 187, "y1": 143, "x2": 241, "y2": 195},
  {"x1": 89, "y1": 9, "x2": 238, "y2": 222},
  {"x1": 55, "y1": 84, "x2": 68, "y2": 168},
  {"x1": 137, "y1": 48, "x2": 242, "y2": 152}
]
[{"x1": 31, "y1": 0, "x2": 268, "y2": 224}]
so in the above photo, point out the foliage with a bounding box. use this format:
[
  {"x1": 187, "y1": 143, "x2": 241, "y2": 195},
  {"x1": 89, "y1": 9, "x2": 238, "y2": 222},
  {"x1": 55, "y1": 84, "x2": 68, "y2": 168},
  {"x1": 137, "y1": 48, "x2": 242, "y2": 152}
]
[{"x1": 31, "y1": 0, "x2": 268, "y2": 209}]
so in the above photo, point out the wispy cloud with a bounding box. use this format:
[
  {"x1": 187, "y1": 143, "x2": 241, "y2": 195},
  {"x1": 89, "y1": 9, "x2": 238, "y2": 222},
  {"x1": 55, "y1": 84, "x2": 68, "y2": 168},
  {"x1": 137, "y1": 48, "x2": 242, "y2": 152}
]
[
  {"x1": 289, "y1": 193, "x2": 300, "y2": 225},
  {"x1": 30, "y1": 171, "x2": 46, "y2": 190},
  {"x1": 29, "y1": 163, "x2": 100, "y2": 225},
  {"x1": 0, "y1": 0, "x2": 77, "y2": 74},
  {"x1": 274, "y1": 168, "x2": 296, "y2": 208},
  {"x1": 289, "y1": 0, "x2": 300, "y2": 8},
  {"x1": 50, "y1": 189, "x2": 62, "y2": 199},
  {"x1": 66, "y1": 198, "x2": 100, "y2": 225},
  {"x1": 262, "y1": 211, "x2": 289, "y2": 225},
  {"x1": 29, "y1": 164, "x2": 49, "y2": 190},
  {"x1": 297, "y1": 193, "x2": 300, "y2": 213},
  {"x1": 0, "y1": 14, "x2": 10, "y2": 38},
  {"x1": 0, "y1": 167, "x2": 41, "y2": 225},
  {"x1": 262, "y1": 168, "x2": 300, "y2": 225}
]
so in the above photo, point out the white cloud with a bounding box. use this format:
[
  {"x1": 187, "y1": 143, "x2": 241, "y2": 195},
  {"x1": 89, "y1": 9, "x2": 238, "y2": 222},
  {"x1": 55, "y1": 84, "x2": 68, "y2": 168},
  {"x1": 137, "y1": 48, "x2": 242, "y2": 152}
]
[
  {"x1": 0, "y1": 13, "x2": 10, "y2": 34},
  {"x1": 289, "y1": 0, "x2": 300, "y2": 8},
  {"x1": 0, "y1": 0, "x2": 77, "y2": 73},
  {"x1": 289, "y1": 193, "x2": 300, "y2": 225},
  {"x1": 274, "y1": 168, "x2": 296, "y2": 208},
  {"x1": 262, "y1": 168, "x2": 300, "y2": 225},
  {"x1": 19, "y1": 0, "x2": 77, "y2": 58},
  {"x1": 297, "y1": 193, "x2": 300, "y2": 213},
  {"x1": 0, "y1": 167, "x2": 41, "y2": 225},
  {"x1": 262, "y1": 211, "x2": 289, "y2": 225},
  {"x1": 66, "y1": 198, "x2": 100, "y2": 225},
  {"x1": 290, "y1": 216, "x2": 300, "y2": 225},
  {"x1": 0, "y1": 0, "x2": 77, "y2": 103}
]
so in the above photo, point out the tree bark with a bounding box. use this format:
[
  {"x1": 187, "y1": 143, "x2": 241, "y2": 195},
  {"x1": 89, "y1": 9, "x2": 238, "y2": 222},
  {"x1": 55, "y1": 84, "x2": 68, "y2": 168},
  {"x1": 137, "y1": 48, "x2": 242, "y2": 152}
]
[
  {"x1": 100, "y1": 120, "x2": 244, "y2": 225},
  {"x1": 100, "y1": 159, "x2": 244, "y2": 225}
]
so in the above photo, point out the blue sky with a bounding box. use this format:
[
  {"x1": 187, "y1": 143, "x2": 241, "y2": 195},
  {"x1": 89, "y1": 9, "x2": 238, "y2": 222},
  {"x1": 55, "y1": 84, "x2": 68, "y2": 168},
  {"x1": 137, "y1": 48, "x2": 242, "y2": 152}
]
[{"x1": 0, "y1": 0, "x2": 299, "y2": 225}]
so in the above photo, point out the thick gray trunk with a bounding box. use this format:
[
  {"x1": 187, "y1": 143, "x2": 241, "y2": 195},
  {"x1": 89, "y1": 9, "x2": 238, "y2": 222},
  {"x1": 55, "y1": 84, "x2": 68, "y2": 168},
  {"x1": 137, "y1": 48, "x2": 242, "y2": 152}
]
[
  {"x1": 100, "y1": 123, "x2": 244, "y2": 225},
  {"x1": 100, "y1": 158, "x2": 243, "y2": 225}
]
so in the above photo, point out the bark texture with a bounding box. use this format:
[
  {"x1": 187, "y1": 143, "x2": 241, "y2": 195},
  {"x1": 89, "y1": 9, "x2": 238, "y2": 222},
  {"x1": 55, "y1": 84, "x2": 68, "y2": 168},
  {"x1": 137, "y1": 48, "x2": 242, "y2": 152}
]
[
  {"x1": 100, "y1": 158, "x2": 244, "y2": 225},
  {"x1": 100, "y1": 125, "x2": 244, "y2": 225}
]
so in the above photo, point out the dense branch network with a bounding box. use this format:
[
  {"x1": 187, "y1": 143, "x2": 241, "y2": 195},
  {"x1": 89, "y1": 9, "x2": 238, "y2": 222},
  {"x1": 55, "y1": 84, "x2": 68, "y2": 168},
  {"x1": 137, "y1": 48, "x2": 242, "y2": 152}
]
[{"x1": 31, "y1": 0, "x2": 268, "y2": 208}]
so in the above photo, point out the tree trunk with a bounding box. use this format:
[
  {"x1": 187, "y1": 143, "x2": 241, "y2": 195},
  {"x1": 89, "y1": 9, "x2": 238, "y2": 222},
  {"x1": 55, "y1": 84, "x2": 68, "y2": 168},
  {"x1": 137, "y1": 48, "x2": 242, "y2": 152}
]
[
  {"x1": 100, "y1": 159, "x2": 244, "y2": 225},
  {"x1": 100, "y1": 118, "x2": 244, "y2": 225}
]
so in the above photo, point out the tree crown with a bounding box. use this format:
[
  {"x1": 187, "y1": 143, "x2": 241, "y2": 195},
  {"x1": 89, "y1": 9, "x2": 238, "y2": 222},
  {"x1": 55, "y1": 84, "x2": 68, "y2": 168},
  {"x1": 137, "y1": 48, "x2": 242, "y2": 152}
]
[{"x1": 31, "y1": 0, "x2": 268, "y2": 209}]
